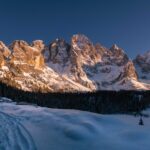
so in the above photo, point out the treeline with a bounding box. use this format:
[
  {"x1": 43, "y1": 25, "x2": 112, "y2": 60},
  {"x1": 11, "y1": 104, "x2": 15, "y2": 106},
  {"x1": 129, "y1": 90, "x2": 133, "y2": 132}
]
[{"x1": 0, "y1": 82, "x2": 150, "y2": 114}]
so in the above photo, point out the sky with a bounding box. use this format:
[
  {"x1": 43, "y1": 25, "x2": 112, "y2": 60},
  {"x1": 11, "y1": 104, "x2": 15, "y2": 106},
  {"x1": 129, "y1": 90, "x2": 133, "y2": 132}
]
[{"x1": 0, "y1": 0, "x2": 150, "y2": 58}]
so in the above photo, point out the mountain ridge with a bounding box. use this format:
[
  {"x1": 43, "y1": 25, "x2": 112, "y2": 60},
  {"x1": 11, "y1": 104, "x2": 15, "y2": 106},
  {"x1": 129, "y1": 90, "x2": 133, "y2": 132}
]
[{"x1": 0, "y1": 34, "x2": 150, "y2": 92}]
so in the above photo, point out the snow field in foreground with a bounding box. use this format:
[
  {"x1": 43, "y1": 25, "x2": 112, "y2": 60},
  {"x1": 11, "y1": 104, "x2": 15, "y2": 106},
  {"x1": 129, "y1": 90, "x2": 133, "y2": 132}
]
[{"x1": 0, "y1": 100, "x2": 149, "y2": 150}]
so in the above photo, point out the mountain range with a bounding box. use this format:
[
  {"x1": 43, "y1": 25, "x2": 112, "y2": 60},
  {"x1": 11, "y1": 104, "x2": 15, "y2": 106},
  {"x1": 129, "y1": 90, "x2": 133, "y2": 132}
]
[{"x1": 0, "y1": 34, "x2": 150, "y2": 92}]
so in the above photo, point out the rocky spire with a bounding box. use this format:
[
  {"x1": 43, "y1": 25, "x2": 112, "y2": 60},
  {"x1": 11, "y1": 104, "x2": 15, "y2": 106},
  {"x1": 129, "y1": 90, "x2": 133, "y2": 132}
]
[
  {"x1": 0, "y1": 41, "x2": 11, "y2": 58},
  {"x1": 109, "y1": 44, "x2": 129, "y2": 65}
]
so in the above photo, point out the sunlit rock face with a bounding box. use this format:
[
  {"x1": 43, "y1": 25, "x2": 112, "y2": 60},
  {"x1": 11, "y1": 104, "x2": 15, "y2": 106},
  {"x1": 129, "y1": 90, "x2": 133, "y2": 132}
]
[
  {"x1": 0, "y1": 42, "x2": 11, "y2": 68},
  {"x1": 71, "y1": 34, "x2": 101, "y2": 65},
  {"x1": 0, "y1": 41, "x2": 11, "y2": 59},
  {"x1": 32, "y1": 40, "x2": 45, "y2": 52},
  {"x1": 122, "y1": 61, "x2": 138, "y2": 80},
  {"x1": 0, "y1": 34, "x2": 149, "y2": 92}
]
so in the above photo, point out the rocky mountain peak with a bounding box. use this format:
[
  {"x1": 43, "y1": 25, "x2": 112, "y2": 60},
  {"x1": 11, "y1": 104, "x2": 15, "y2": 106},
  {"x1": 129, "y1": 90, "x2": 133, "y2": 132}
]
[
  {"x1": 95, "y1": 43, "x2": 107, "y2": 57},
  {"x1": 136, "y1": 50, "x2": 150, "y2": 64},
  {"x1": 122, "y1": 61, "x2": 138, "y2": 80},
  {"x1": 110, "y1": 44, "x2": 119, "y2": 50},
  {"x1": 71, "y1": 34, "x2": 101, "y2": 65},
  {"x1": 32, "y1": 40, "x2": 45, "y2": 52},
  {"x1": 0, "y1": 41, "x2": 11, "y2": 58},
  {"x1": 108, "y1": 44, "x2": 129, "y2": 66},
  {"x1": 9, "y1": 40, "x2": 29, "y2": 50},
  {"x1": 47, "y1": 38, "x2": 70, "y2": 64},
  {"x1": 134, "y1": 50, "x2": 150, "y2": 79},
  {"x1": 71, "y1": 34, "x2": 92, "y2": 50},
  {"x1": 0, "y1": 41, "x2": 8, "y2": 50},
  {"x1": 110, "y1": 44, "x2": 125, "y2": 56},
  {"x1": 8, "y1": 40, "x2": 45, "y2": 71}
]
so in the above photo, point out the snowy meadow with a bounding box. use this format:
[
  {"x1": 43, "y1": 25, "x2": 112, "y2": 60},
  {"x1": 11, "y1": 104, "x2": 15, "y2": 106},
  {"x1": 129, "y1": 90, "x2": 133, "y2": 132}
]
[{"x1": 0, "y1": 98, "x2": 149, "y2": 150}]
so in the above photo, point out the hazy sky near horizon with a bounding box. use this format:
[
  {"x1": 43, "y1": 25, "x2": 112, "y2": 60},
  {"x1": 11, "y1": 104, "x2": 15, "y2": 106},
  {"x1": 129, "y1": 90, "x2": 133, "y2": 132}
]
[{"x1": 0, "y1": 0, "x2": 150, "y2": 58}]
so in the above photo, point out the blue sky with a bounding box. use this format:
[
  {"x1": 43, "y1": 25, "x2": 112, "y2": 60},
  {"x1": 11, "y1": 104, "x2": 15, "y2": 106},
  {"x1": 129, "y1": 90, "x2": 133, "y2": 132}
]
[{"x1": 0, "y1": 0, "x2": 150, "y2": 58}]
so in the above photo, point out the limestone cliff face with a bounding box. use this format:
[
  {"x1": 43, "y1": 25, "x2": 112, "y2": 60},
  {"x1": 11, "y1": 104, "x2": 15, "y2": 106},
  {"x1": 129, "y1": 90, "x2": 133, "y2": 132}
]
[
  {"x1": 0, "y1": 52, "x2": 5, "y2": 68},
  {"x1": 32, "y1": 40, "x2": 45, "y2": 52},
  {"x1": 0, "y1": 34, "x2": 149, "y2": 92},
  {"x1": 0, "y1": 42, "x2": 11, "y2": 68},
  {"x1": 119, "y1": 61, "x2": 138, "y2": 81},
  {"x1": 9, "y1": 40, "x2": 45, "y2": 70},
  {"x1": 0, "y1": 41, "x2": 11, "y2": 58},
  {"x1": 71, "y1": 34, "x2": 101, "y2": 65}
]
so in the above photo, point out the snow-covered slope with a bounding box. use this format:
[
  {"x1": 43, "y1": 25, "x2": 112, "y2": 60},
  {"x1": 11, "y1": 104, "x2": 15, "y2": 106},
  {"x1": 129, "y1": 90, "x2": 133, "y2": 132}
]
[
  {"x1": 0, "y1": 35, "x2": 150, "y2": 92},
  {"x1": 0, "y1": 98, "x2": 150, "y2": 150}
]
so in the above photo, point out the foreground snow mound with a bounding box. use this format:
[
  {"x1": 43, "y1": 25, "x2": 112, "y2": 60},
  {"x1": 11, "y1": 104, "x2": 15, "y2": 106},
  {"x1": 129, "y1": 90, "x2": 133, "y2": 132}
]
[{"x1": 0, "y1": 101, "x2": 150, "y2": 150}]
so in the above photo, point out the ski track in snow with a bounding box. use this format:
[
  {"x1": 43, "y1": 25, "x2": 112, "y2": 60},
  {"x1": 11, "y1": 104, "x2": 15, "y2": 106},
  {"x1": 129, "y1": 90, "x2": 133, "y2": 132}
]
[{"x1": 0, "y1": 111, "x2": 36, "y2": 150}]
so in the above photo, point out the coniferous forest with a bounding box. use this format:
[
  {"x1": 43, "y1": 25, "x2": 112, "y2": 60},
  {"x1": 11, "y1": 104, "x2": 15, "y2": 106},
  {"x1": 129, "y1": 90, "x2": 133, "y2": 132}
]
[{"x1": 0, "y1": 82, "x2": 149, "y2": 114}]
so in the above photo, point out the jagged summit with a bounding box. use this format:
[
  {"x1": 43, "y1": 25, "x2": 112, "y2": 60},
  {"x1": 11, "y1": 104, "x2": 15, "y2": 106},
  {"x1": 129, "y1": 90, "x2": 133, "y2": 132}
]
[
  {"x1": 134, "y1": 50, "x2": 150, "y2": 80},
  {"x1": 47, "y1": 38, "x2": 70, "y2": 64},
  {"x1": 72, "y1": 34, "x2": 92, "y2": 50},
  {"x1": 0, "y1": 41, "x2": 11, "y2": 58},
  {"x1": 32, "y1": 40, "x2": 45, "y2": 51},
  {"x1": 110, "y1": 44, "x2": 126, "y2": 56},
  {"x1": 0, "y1": 34, "x2": 149, "y2": 92},
  {"x1": 110, "y1": 44, "x2": 120, "y2": 50}
]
